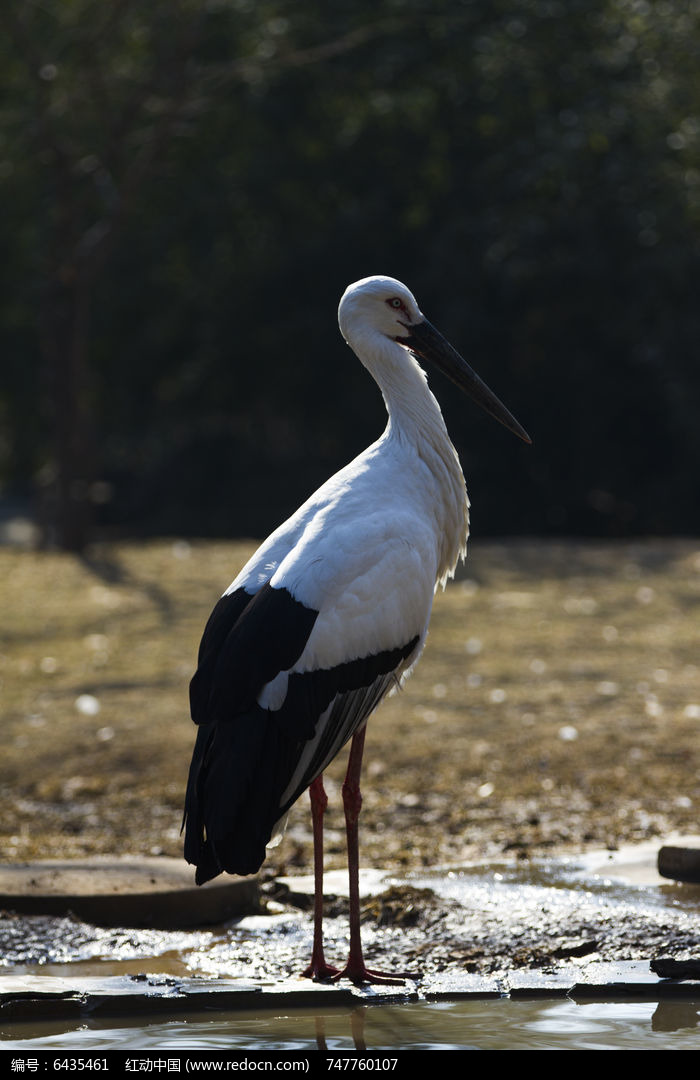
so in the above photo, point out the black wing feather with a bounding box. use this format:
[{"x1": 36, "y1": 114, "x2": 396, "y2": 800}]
[
  {"x1": 189, "y1": 582, "x2": 318, "y2": 725},
  {"x1": 183, "y1": 580, "x2": 419, "y2": 884}
]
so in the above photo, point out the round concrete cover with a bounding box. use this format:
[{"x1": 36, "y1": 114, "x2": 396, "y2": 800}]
[{"x1": 0, "y1": 856, "x2": 259, "y2": 928}]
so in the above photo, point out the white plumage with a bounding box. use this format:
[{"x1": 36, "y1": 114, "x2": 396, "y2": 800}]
[{"x1": 184, "y1": 275, "x2": 529, "y2": 984}]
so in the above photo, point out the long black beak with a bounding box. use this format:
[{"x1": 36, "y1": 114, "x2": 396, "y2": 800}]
[{"x1": 400, "y1": 318, "x2": 531, "y2": 444}]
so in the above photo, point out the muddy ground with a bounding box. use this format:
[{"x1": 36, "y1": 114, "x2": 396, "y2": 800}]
[{"x1": 1, "y1": 538, "x2": 699, "y2": 975}]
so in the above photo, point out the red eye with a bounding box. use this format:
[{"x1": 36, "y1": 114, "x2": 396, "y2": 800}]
[{"x1": 387, "y1": 297, "x2": 403, "y2": 309}]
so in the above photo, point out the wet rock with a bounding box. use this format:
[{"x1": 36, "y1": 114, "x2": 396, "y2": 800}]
[
  {"x1": 550, "y1": 938, "x2": 599, "y2": 960},
  {"x1": 360, "y1": 885, "x2": 444, "y2": 928}
]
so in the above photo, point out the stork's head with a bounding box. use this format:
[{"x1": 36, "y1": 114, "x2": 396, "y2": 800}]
[
  {"x1": 338, "y1": 276, "x2": 423, "y2": 345},
  {"x1": 338, "y1": 275, "x2": 531, "y2": 444}
]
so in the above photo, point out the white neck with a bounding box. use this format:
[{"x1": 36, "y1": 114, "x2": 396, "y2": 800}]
[{"x1": 352, "y1": 331, "x2": 471, "y2": 585}]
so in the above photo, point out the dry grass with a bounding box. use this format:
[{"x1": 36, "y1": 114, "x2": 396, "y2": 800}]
[{"x1": 1, "y1": 538, "x2": 699, "y2": 876}]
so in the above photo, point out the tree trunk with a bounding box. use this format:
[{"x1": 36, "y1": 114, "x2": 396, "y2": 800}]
[{"x1": 38, "y1": 271, "x2": 96, "y2": 552}]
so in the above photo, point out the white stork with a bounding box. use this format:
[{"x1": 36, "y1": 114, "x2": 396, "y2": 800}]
[{"x1": 184, "y1": 275, "x2": 530, "y2": 984}]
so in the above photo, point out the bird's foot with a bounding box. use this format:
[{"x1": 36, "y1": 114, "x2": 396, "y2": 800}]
[
  {"x1": 332, "y1": 963, "x2": 418, "y2": 987},
  {"x1": 301, "y1": 957, "x2": 341, "y2": 982}
]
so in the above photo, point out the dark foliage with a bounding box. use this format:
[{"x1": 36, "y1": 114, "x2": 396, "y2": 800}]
[{"x1": 1, "y1": 0, "x2": 699, "y2": 545}]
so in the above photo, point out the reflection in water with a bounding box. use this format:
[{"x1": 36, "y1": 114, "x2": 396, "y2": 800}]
[
  {"x1": 651, "y1": 1001, "x2": 700, "y2": 1033},
  {"x1": 350, "y1": 1007, "x2": 367, "y2": 1052},
  {"x1": 4, "y1": 998, "x2": 700, "y2": 1050},
  {"x1": 314, "y1": 1006, "x2": 366, "y2": 1051},
  {"x1": 314, "y1": 1013, "x2": 327, "y2": 1050}
]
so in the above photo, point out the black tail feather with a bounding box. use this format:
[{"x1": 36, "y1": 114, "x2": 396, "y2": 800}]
[{"x1": 183, "y1": 705, "x2": 303, "y2": 882}]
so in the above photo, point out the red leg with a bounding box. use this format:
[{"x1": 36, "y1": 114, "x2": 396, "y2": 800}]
[
  {"x1": 301, "y1": 774, "x2": 340, "y2": 980},
  {"x1": 334, "y1": 726, "x2": 417, "y2": 986}
]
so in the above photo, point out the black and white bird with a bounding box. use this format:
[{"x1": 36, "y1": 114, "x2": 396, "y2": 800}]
[{"x1": 184, "y1": 275, "x2": 530, "y2": 984}]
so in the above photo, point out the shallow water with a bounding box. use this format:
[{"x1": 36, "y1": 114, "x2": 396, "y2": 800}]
[{"x1": 3, "y1": 997, "x2": 700, "y2": 1051}]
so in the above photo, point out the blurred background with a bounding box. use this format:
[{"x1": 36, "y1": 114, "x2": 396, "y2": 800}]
[{"x1": 1, "y1": 0, "x2": 699, "y2": 552}]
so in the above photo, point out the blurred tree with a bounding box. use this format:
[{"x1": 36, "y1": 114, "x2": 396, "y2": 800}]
[
  {"x1": 1, "y1": 0, "x2": 699, "y2": 544},
  {"x1": 0, "y1": 0, "x2": 394, "y2": 548},
  {"x1": 1, "y1": 1, "x2": 219, "y2": 547}
]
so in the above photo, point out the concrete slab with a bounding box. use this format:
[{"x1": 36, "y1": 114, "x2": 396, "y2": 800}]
[
  {"x1": 1, "y1": 960, "x2": 698, "y2": 1027},
  {"x1": 0, "y1": 857, "x2": 259, "y2": 929},
  {"x1": 570, "y1": 960, "x2": 700, "y2": 1000},
  {"x1": 506, "y1": 968, "x2": 577, "y2": 998},
  {"x1": 0, "y1": 972, "x2": 419, "y2": 1022}
]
